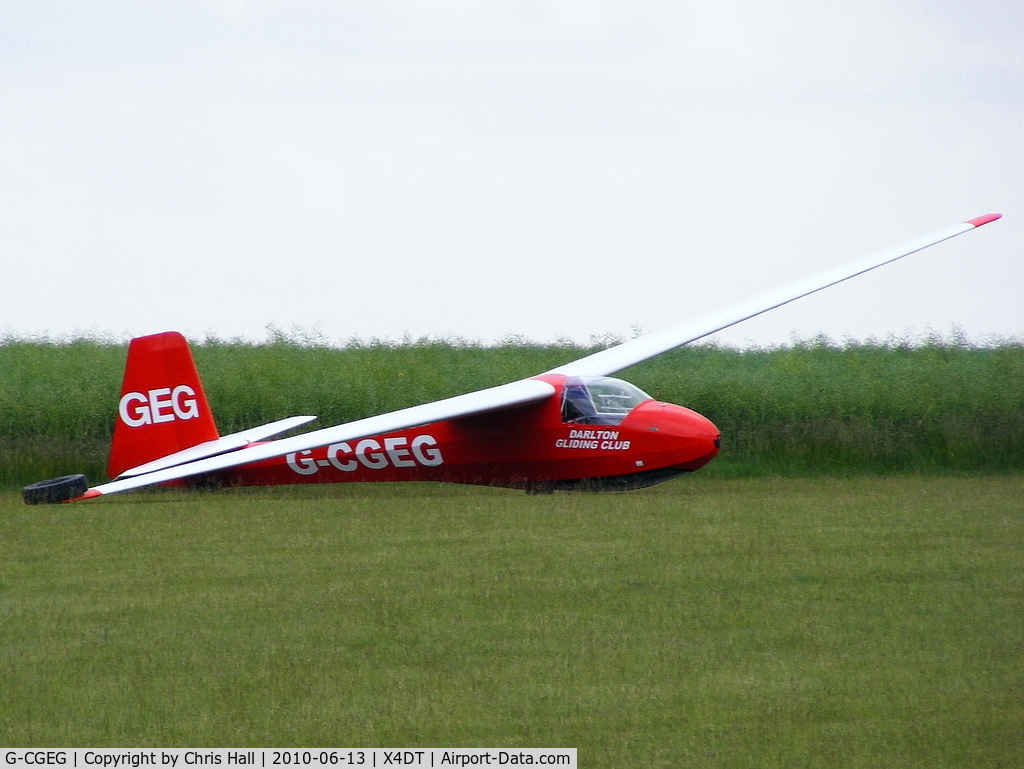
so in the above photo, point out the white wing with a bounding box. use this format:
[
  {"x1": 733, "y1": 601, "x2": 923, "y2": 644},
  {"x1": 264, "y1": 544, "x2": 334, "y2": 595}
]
[
  {"x1": 549, "y1": 214, "x2": 1002, "y2": 378},
  {"x1": 85, "y1": 378, "x2": 555, "y2": 498}
]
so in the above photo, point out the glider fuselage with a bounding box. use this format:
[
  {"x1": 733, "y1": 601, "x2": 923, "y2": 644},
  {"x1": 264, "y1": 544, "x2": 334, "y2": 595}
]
[{"x1": 202, "y1": 374, "x2": 721, "y2": 492}]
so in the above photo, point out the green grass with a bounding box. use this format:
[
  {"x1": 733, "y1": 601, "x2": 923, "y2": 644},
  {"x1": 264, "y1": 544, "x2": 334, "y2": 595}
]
[{"x1": 2, "y1": 477, "x2": 1021, "y2": 766}]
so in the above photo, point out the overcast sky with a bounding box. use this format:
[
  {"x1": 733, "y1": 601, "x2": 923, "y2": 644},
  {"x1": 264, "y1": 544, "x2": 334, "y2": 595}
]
[{"x1": 2, "y1": 1, "x2": 1021, "y2": 348}]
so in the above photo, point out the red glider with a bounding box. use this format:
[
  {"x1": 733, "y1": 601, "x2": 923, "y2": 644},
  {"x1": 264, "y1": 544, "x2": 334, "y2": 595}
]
[{"x1": 23, "y1": 214, "x2": 1002, "y2": 504}]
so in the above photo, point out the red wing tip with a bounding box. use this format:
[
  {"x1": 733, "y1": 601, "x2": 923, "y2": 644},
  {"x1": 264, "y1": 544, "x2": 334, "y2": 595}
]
[
  {"x1": 966, "y1": 213, "x2": 1002, "y2": 227},
  {"x1": 73, "y1": 489, "x2": 103, "y2": 502}
]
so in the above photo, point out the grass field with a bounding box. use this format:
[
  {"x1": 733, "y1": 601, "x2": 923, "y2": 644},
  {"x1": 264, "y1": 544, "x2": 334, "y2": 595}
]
[{"x1": 2, "y1": 476, "x2": 1021, "y2": 766}]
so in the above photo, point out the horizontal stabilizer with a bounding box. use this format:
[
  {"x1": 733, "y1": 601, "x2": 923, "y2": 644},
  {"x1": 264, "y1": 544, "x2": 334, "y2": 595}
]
[{"x1": 117, "y1": 415, "x2": 317, "y2": 478}]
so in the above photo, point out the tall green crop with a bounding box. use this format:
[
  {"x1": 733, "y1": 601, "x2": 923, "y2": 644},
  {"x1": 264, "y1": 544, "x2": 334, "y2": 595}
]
[{"x1": 3, "y1": 334, "x2": 1022, "y2": 486}]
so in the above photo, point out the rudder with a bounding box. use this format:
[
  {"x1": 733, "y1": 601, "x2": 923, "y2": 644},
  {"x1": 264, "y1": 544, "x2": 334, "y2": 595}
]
[{"x1": 107, "y1": 332, "x2": 219, "y2": 479}]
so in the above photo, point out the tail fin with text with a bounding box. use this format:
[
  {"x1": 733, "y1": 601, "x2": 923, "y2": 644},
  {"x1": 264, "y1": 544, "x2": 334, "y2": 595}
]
[{"x1": 106, "y1": 332, "x2": 219, "y2": 479}]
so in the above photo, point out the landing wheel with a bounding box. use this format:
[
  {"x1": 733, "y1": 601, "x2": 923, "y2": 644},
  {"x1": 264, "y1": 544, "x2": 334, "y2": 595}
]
[{"x1": 22, "y1": 474, "x2": 89, "y2": 505}]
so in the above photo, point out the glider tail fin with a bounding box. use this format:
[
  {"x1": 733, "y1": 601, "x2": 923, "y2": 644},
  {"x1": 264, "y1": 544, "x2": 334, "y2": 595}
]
[{"x1": 107, "y1": 332, "x2": 219, "y2": 479}]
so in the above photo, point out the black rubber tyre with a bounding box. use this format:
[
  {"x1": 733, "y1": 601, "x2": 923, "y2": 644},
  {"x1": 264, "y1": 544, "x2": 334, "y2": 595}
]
[{"x1": 22, "y1": 474, "x2": 89, "y2": 505}]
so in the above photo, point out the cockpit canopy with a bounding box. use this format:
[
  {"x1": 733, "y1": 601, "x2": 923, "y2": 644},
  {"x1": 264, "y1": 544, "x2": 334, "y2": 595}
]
[{"x1": 561, "y1": 376, "x2": 652, "y2": 426}]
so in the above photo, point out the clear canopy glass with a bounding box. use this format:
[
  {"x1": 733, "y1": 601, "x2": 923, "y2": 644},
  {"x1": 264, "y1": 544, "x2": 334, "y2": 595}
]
[{"x1": 560, "y1": 376, "x2": 651, "y2": 425}]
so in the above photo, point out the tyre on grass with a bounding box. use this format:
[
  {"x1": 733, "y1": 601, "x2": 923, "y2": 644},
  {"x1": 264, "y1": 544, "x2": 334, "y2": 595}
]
[{"x1": 22, "y1": 474, "x2": 89, "y2": 505}]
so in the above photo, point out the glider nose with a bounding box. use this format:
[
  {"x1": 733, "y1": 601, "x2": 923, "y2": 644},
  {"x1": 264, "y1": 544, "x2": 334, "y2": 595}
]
[
  {"x1": 657, "y1": 403, "x2": 720, "y2": 471},
  {"x1": 680, "y1": 407, "x2": 721, "y2": 470},
  {"x1": 626, "y1": 401, "x2": 721, "y2": 471}
]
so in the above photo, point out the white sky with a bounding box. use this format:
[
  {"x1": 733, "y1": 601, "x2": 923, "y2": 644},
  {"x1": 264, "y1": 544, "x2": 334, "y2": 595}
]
[{"x1": 2, "y1": 0, "x2": 1021, "y2": 348}]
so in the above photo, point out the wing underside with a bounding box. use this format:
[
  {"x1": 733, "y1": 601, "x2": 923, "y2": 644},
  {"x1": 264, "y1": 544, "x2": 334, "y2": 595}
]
[
  {"x1": 548, "y1": 214, "x2": 1002, "y2": 377},
  {"x1": 84, "y1": 378, "x2": 556, "y2": 499}
]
